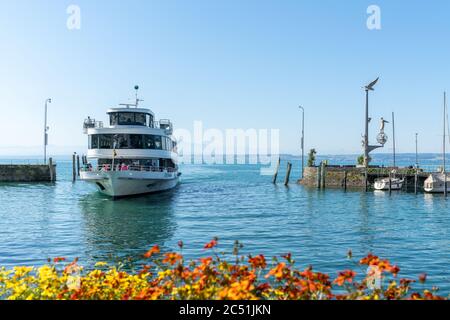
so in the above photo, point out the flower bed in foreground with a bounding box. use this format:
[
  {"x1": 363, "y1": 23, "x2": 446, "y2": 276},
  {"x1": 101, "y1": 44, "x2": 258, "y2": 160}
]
[{"x1": 0, "y1": 239, "x2": 447, "y2": 300}]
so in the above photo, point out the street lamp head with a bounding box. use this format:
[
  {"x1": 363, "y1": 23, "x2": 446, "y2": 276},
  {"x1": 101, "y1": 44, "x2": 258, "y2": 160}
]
[{"x1": 47, "y1": 98, "x2": 52, "y2": 103}]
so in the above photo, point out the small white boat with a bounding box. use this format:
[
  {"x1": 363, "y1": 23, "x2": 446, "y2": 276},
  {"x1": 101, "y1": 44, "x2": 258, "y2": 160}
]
[
  {"x1": 374, "y1": 177, "x2": 404, "y2": 191},
  {"x1": 424, "y1": 173, "x2": 450, "y2": 193},
  {"x1": 425, "y1": 93, "x2": 450, "y2": 194}
]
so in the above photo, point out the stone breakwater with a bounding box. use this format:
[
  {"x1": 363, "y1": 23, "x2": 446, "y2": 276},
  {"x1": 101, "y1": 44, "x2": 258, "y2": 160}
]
[
  {"x1": 299, "y1": 165, "x2": 430, "y2": 190},
  {"x1": 299, "y1": 166, "x2": 366, "y2": 188},
  {"x1": 0, "y1": 164, "x2": 56, "y2": 182}
]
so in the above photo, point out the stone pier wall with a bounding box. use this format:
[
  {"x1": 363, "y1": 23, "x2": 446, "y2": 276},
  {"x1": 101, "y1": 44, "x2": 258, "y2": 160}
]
[
  {"x1": 0, "y1": 165, "x2": 56, "y2": 182},
  {"x1": 299, "y1": 166, "x2": 366, "y2": 188}
]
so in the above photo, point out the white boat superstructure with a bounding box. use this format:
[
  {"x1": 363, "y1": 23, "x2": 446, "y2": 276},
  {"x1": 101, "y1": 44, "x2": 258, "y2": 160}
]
[
  {"x1": 80, "y1": 86, "x2": 180, "y2": 198},
  {"x1": 374, "y1": 177, "x2": 404, "y2": 191},
  {"x1": 425, "y1": 92, "x2": 450, "y2": 194},
  {"x1": 424, "y1": 173, "x2": 450, "y2": 193}
]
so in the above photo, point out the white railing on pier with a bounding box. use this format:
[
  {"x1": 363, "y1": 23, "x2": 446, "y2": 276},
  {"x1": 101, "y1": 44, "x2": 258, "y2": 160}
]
[{"x1": 0, "y1": 159, "x2": 48, "y2": 165}]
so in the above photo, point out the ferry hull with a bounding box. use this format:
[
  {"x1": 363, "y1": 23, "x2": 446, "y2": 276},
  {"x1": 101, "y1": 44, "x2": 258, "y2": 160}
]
[{"x1": 80, "y1": 171, "x2": 179, "y2": 198}]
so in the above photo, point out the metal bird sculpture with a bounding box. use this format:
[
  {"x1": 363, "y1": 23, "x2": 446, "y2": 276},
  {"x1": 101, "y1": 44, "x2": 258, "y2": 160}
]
[{"x1": 365, "y1": 77, "x2": 379, "y2": 91}]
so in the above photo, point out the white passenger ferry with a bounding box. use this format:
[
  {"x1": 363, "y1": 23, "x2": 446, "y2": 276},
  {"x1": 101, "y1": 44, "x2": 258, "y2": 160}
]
[{"x1": 80, "y1": 86, "x2": 180, "y2": 198}]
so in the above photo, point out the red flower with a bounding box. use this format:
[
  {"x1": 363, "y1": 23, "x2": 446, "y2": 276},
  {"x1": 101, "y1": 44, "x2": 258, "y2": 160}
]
[
  {"x1": 204, "y1": 238, "x2": 218, "y2": 249},
  {"x1": 419, "y1": 273, "x2": 427, "y2": 284},
  {"x1": 143, "y1": 245, "x2": 160, "y2": 258},
  {"x1": 53, "y1": 257, "x2": 66, "y2": 263}
]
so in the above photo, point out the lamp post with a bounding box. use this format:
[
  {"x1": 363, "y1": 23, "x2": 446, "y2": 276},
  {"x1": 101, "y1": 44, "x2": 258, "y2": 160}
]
[
  {"x1": 44, "y1": 98, "x2": 52, "y2": 164},
  {"x1": 299, "y1": 106, "x2": 305, "y2": 179}
]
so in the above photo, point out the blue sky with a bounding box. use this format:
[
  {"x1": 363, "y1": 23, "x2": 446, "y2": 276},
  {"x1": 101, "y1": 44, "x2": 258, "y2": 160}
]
[{"x1": 1, "y1": 0, "x2": 450, "y2": 156}]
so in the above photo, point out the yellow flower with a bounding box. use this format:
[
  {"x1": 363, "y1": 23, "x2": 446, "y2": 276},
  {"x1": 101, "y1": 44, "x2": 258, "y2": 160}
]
[{"x1": 95, "y1": 262, "x2": 108, "y2": 267}]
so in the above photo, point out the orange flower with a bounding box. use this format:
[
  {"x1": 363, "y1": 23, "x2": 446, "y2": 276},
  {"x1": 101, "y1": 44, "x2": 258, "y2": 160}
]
[
  {"x1": 389, "y1": 265, "x2": 400, "y2": 277},
  {"x1": 248, "y1": 255, "x2": 267, "y2": 269},
  {"x1": 266, "y1": 262, "x2": 286, "y2": 280},
  {"x1": 163, "y1": 253, "x2": 183, "y2": 265},
  {"x1": 359, "y1": 254, "x2": 380, "y2": 266},
  {"x1": 143, "y1": 245, "x2": 160, "y2": 258},
  {"x1": 204, "y1": 238, "x2": 218, "y2": 249},
  {"x1": 400, "y1": 278, "x2": 415, "y2": 287},
  {"x1": 199, "y1": 257, "x2": 213, "y2": 266},
  {"x1": 334, "y1": 270, "x2": 356, "y2": 286}
]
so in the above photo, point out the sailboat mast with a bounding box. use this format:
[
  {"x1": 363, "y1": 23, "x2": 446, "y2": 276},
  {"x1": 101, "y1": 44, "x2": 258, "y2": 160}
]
[
  {"x1": 444, "y1": 91, "x2": 447, "y2": 197},
  {"x1": 392, "y1": 112, "x2": 396, "y2": 168},
  {"x1": 444, "y1": 92, "x2": 447, "y2": 175}
]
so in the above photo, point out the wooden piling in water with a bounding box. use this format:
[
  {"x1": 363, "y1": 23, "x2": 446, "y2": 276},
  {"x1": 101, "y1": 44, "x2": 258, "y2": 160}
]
[
  {"x1": 284, "y1": 162, "x2": 292, "y2": 186},
  {"x1": 343, "y1": 171, "x2": 347, "y2": 191},
  {"x1": 415, "y1": 170, "x2": 418, "y2": 194},
  {"x1": 365, "y1": 169, "x2": 368, "y2": 192},
  {"x1": 445, "y1": 175, "x2": 448, "y2": 198},
  {"x1": 72, "y1": 153, "x2": 76, "y2": 182},
  {"x1": 272, "y1": 157, "x2": 281, "y2": 184},
  {"x1": 321, "y1": 162, "x2": 326, "y2": 189},
  {"x1": 48, "y1": 157, "x2": 54, "y2": 182},
  {"x1": 317, "y1": 164, "x2": 322, "y2": 189},
  {"x1": 76, "y1": 155, "x2": 80, "y2": 177},
  {"x1": 389, "y1": 172, "x2": 392, "y2": 195}
]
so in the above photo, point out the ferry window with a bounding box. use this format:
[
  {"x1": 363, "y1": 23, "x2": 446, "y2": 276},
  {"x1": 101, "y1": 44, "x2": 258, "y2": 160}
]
[
  {"x1": 167, "y1": 138, "x2": 172, "y2": 151},
  {"x1": 99, "y1": 134, "x2": 113, "y2": 149},
  {"x1": 116, "y1": 134, "x2": 130, "y2": 149},
  {"x1": 119, "y1": 113, "x2": 134, "y2": 125},
  {"x1": 144, "y1": 135, "x2": 155, "y2": 149},
  {"x1": 89, "y1": 135, "x2": 99, "y2": 149},
  {"x1": 154, "y1": 136, "x2": 162, "y2": 150},
  {"x1": 113, "y1": 113, "x2": 147, "y2": 126},
  {"x1": 148, "y1": 115, "x2": 154, "y2": 127},
  {"x1": 110, "y1": 113, "x2": 119, "y2": 126},
  {"x1": 162, "y1": 136, "x2": 167, "y2": 151},
  {"x1": 130, "y1": 134, "x2": 143, "y2": 149},
  {"x1": 135, "y1": 113, "x2": 147, "y2": 126}
]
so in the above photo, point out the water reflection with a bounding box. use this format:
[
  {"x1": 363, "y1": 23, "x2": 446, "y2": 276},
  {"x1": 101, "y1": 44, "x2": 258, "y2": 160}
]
[
  {"x1": 357, "y1": 192, "x2": 375, "y2": 252},
  {"x1": 78, "y1": 191, "x2": 177, "y2": 265}
]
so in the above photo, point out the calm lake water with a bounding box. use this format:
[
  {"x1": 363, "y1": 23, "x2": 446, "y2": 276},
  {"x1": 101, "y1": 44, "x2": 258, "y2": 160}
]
[{"x1": 0, "y1": 154, "x2": 449, "y2": 295}]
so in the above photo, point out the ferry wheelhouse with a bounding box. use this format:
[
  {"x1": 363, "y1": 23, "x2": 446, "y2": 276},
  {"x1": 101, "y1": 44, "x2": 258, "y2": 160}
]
[{"x1": 80, "y1": 88, "x2": 179, "y2": 198}]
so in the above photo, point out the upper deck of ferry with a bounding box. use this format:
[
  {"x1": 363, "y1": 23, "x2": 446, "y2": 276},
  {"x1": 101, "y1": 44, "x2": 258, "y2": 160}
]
[
  {"x1": 83, "y1": 107, "x2": 173, "y2": 135},
  {"x1": 83, "y1": 86, "x2": 173, "y2": 135}
]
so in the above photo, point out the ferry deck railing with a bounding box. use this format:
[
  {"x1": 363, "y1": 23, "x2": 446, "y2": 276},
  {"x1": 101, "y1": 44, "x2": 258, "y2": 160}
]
[{"x1": 81, "y1": 164, "x2": 177, "y2": 173}]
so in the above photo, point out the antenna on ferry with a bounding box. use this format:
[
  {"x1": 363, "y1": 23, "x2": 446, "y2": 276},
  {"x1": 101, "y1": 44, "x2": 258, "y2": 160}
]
[{"x1": 134, "y1": 85, "x2": 143, "y2": 108}]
